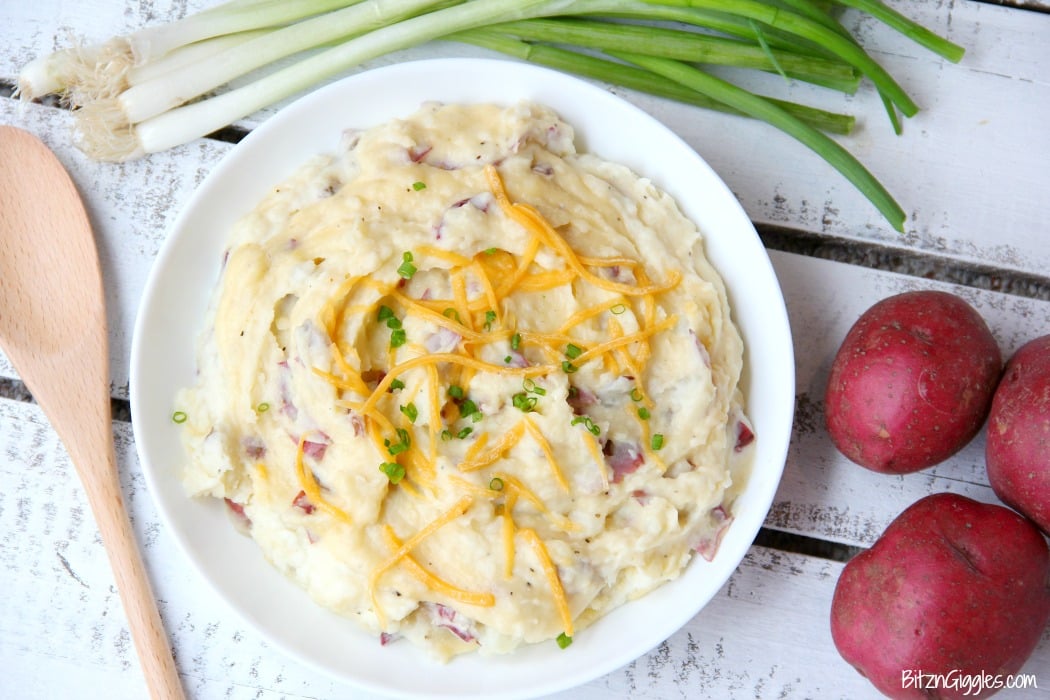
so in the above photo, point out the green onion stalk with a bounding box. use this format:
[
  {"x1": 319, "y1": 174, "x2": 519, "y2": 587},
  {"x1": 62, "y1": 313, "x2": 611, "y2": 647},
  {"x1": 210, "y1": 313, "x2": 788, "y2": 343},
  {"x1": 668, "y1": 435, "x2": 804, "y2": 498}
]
[{"x1": 18, "y1": 0, "x2": 964, "y2": 229}]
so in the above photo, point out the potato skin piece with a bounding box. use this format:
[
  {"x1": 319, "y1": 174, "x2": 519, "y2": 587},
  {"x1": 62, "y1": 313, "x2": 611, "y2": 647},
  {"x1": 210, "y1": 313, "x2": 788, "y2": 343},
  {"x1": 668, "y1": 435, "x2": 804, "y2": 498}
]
[
  {"x1": 830, "y1": 493, "x2": 1050, "y2": 700},
  {"x1": 825, "y1": 291, "x2": 1001, "y2": 474},
  {"x1": 986, "y1": 334, "x2": 1050, "y2": 535}
]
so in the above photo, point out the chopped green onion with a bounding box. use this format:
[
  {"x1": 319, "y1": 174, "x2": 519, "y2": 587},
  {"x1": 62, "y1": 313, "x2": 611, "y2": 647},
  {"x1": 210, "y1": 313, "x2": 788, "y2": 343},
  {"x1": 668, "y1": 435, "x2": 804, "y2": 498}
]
[
  {"x1": 412, "y1": 180, "x2": 426, "y2": 190},
  {"x1": 377, "y1": 305, "x2": 395, "y2": 322},
  {"x1": 390, "y1": 328, "x2": 407, "y2": 348},
  {"x1": 630, "y1": 387, "x2": 644, "y2": 402},
  {"x1": 489, "y1": 477, "x2": 505, "y2": 491},
  {"x1": 448, "y1": 385, "x2": 464, "y2": 399},
  {"x1": 385, "y1": 428, "x2": 411, "y2": 456},
  {"x1": 522, "y1": 378, "x2": 546, "y2": 396},
  {"x1": 610, "y1": 303, "x2": 627, "y2": 315},
  {"x1": 572, "y1": 415, "x2": 600, "y2": 436},
  {"x1": 651, "y1": 433, "x2": 665, "y2": 451},
  {"x1": 443, "y1": 307, "x2": 462, "y2": 323},
  {"x1": 504, "y1": 355, "x2": 512, "y2": 364},
  {"x1": 512, "y1": 392, "x2": 538, "y2": 413},
  {"x1": 484, "y1": 309, "x2": 497, "y2": 331},
  {"x1": 459, "y1": 398, "x2": 480, "y2": 419},
  {"x1": 457, "y1": 426, "x2": 473, "y2": 439},
  {"x1": 565, "y1": 343, "x2": 583, "y2": 359},
  {"x1": 171, "y1": 410, "x2": 187, "y2": 424},
  {"x1": 400, "y1": 402, "x2": 418, "y2": 423},
  {"x1": 386, "y1": 316, "x2": 402, "y2": 330},
  {"x1": 484, "y1": 247, "x2": 497, "y2": 255},
  {"x1": 255, "y1": 402, "x2": 270, "y2": 413},
  {"x1": 562, "y1": 361, "x2": 578, "y2": 374},
  {"x1": 389, "y1": 378, "x2": 405, "y2": 392},
  {"x1": 511, "y1": 333, "x2": 522, "y2": 351},
  {"x1": 637, "y1": 406, "x2": 650, "y2": 420},
  {"x1": 379, "y1": 461, "x2": 406, "y2": 484},
  {"x1": 386, "y1": 428, "x2": 411, "y2": 456},
  {"x1": 440, "y1": 429, "x2": 453, "y2": 441},
  {"x1": 556, "y1": 632, "x2": 573, "y2": 649},
  {"x1": 397, "y1": 251, "x2": 417, "y2": 279}
]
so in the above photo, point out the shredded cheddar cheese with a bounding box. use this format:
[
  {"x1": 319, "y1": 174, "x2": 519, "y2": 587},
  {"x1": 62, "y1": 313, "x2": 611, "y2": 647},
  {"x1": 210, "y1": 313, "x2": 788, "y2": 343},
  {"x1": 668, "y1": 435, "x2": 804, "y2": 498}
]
[
  {"x1": 459, "y1": 422, "x2": 526, "y2": 473},
  {"x1": 521, "y1": 528, "x2": 574, "y2": 637},
  {"x1": 295, "y1": 434, "x2": 351, "y2": 524},
  {"x1": 381, "y1": 526, "x2": 496, "y2": 608},
  {"x1": 272, "y1": 146, "x2": 688, "y2": 646},
  {"x1": 310, "y1": 163, "x2": 686, "y2": 638}
]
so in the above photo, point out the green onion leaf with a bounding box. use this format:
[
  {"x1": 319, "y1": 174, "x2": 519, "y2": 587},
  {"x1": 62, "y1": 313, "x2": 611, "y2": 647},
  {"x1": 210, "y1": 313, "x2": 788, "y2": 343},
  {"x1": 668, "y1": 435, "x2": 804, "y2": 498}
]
[
  {"x1": 390, "y1": 328, "x2": 407, "y2": 348},
  {"x1": 556, "y1": 632, "x2": 573, "y2": 649},
  {"x1": 412, "y1": 180, "x2": 426, "y2": 191},
  {"x1": 389, "y1": 378, "x2": 405, "y2": 392},
  {"x1": 172, "y1": 410, "x2": 187, "y2": 424},
  {"x1": 638, "y1": 406, "x2": 650, "y2": 420},
  {"x1": 448, "y1": 385, "x2": 464, "y2": 399},
  {"x1": 511, "y1": 332, "x2": 522, "y2": 350},
  {"x1": 565, "y1": 343, "x2": 583, "y2": 359},
  {"x1": 484, "y1": 309, "x2": 497, "y2": 331},
  {"x1": 457, "y1": 426, "x2": 473, "y2": 439},
  {"x1": 400, "y1": 402, "x2": 418, "y2": 423},
  {"x1": 562, "y1": 360, "x2": 578, "y2": 374},
  {"x1": 255, "y1": 402, "x2": 270, "y2": 413},
  {"x1": 651, "y1": 433, "x2": 665, "y2": 451},
  {"x1": 377, "y1": 305, "x2": 395, "y2": 322},
  {"x1": 489, "y1": 477, "x2": 505, "y2": 491}
]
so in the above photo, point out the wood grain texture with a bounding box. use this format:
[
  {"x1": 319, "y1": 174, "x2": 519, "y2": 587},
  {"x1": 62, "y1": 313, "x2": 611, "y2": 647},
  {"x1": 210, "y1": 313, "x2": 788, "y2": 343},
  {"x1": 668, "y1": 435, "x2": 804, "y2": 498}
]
[{"x1": 0, "y1": 126, "x2": 183, "y2": 699}]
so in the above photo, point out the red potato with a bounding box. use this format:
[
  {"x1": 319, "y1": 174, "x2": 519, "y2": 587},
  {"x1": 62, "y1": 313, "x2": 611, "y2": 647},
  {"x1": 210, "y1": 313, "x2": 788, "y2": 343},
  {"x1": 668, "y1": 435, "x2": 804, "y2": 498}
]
[
  {"x1": 986, "y1": 334, "x2": 1050, "y2": 534},
  {"x1": 825, "y1": 290, "x2": 1001, "y2": 474},
  {"x1": 831, "y1": 493, "x2": 1050, "y2": 699}
]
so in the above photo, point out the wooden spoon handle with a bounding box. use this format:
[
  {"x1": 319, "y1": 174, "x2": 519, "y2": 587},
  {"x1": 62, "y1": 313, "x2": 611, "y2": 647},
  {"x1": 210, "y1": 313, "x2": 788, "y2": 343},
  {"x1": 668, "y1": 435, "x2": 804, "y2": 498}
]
[{"x1": 84, "y1": 442, "x2": 185, "y2": 700}]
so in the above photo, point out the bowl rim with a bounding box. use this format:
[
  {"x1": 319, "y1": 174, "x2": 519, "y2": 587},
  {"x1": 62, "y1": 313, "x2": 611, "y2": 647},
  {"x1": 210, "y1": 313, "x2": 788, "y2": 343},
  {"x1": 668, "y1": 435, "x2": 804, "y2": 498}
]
[{"x1": 130, "y1": 56, "x2": 795, "y2": 699}]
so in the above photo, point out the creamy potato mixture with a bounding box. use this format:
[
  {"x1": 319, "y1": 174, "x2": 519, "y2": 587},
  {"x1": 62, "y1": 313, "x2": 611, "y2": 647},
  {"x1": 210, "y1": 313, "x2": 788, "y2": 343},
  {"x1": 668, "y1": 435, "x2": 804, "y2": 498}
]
[{"x1": 177, "y1": 101, "x2": 754, "y2": 660}]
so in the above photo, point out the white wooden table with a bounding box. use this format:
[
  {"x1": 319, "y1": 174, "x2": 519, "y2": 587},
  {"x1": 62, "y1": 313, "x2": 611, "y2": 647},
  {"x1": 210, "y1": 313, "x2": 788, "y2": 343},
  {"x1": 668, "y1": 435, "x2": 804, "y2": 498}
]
[{"x1": 2, "y1": 1, "x2": 1049, "y2": 698}]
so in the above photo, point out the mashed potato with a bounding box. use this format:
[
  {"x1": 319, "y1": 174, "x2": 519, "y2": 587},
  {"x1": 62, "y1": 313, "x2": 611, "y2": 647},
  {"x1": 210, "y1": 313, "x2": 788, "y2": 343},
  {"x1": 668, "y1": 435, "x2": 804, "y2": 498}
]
[{"x1": 177, "y1": 101, "x2": 753, "y2": 660}]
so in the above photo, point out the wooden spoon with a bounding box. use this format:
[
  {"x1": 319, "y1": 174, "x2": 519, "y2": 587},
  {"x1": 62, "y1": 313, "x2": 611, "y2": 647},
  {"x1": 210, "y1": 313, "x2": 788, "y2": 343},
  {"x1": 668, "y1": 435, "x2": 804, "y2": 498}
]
[{"x1": 0, "y1": 126, "x2": 184, "y2": 700}]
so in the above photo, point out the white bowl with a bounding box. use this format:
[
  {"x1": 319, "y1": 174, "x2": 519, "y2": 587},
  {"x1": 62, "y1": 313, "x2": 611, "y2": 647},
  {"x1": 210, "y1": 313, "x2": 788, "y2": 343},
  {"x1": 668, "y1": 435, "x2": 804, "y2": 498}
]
[{"x1": 130, "y1": 57, "x2": 795, "y2": 699}]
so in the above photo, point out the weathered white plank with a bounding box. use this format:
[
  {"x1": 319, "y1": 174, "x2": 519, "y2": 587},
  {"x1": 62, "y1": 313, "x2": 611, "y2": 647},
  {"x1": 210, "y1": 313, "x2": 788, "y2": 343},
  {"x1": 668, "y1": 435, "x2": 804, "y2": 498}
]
[
  {"x1": 769, "y1": 249, "x2": 1050, "y2": 547},
  {"x1": 8, "y1": 395, "x2": 1046, "y2": 699}
]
